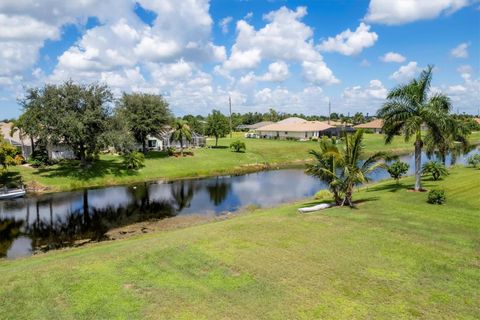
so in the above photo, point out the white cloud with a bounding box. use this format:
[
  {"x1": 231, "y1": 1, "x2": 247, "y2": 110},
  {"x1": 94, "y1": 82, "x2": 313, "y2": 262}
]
[
  {"x1": 258, "y1": 61, "x2": 289, "y2": 82},
  {"x1": 390, "y1": 61, "x2": 420, "y2": 82},
  {"x1": 364, "y1": 0, "x2": 471, "y2": 25},
  {"x1": 450, "y1": 42, "x2": 469, "y2": 58},
  {"x1": 341, "y1": 79, "x2": 388, "y2": 111},
  {"x1": 380, "y1": 51, "x2": 406, "y2": 63},
  {"x1": 318, "y1": 23, "x2": 378, "y2": 56},
  {"x1": 219, "y1": 16, "x2": 233, "y2": 34},
  {"x1": 438, "y1": 66, "x2": 480, "y2": 114},
  {"x1": 219, "y1": 6, "x2": 338, "y2": 85}
]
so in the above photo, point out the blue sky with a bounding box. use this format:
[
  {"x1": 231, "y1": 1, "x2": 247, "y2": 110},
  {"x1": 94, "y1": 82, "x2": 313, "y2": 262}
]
[{"x1": 0, "y1": 0, "x2": 478, "y2": 119}]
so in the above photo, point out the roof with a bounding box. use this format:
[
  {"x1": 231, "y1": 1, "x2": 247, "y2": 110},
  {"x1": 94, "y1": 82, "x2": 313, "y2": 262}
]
[
  {"x1": 256, "y1": 120, "x2": 334, "y2": 132},
  {"x1": 354, "y1": 119, "x2": 384, "y2": 129},
  {"x1": 475, "y1": 118, "x2": 480, "y2": 125},
  {"x1": 276, "y1": 117, "x2": 306, "y2": 124},
  {"x1": 319, "y1": 120, "x2": 353, "y2": 127},
  {"x1": 237, "y1": 121, "x2": 274, "y2": 130},
  {"x1": 0, "y1": 122, "x2": 32, "y2": 146}
]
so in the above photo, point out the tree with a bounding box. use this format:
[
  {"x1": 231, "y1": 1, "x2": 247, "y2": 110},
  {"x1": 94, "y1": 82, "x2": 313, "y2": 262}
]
[
  {"x1": 306, "y1": 137, "x2": 343, "y2": 205},
  {"x1": 170, "y1": 120, "x2": 192, "y2": 156},
  {"x1": 122, "y1": 151, "x2": 145, "y2": 170},
  {"x1": 117, "y1": 93, "x2": 172, "y2": 154},
  {"x1": 378, "y1": 65, "x2": 452, "y2": 191},
  {"x1": 206, "y1": 110, "x2": 230, "y2": 147},
  {"x1": 387, "y1": 161, "x2": 409, "y2": 184},
  {"x1": 19, "y1": 81, "x2": 113, "y2": 166},
  {"x1": 422, "y1": 161, "x2": 448, "y2": 181},
  {"x1": 230, "y1": 140, "x2": 246, "y2": 152},
  {"x1": 0, "y1": 137, "x2": 19, "y2": 171},
  {"x1": 306, "y1": 131, "x2": 387, "y2": 207}
]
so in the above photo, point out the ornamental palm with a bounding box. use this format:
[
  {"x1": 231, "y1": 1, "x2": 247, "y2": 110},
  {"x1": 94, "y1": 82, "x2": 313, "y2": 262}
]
[
  {"x1": 170, "y1": 120, "x2": 192, "y2": 157},
  {"x1": 306, "y1": 137, "x2": 343, "y2": 205},
  {"x1": 340, "y1": 130, "x2": 388, "y2": 207},
  {"x1": 377, "y1": 65, "x2": 452, "y2": 191}
]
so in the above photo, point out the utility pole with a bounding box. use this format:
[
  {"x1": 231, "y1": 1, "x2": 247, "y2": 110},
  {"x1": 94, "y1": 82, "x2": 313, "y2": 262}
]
[
  {"x1": 229, "y1": 96, "x2": 232, "y2": 138},
  {"x1": 328, "y1": 99, "x2": 331, "y2": 125}
]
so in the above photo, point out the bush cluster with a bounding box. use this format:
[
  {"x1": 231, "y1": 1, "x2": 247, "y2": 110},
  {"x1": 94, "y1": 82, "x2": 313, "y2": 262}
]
[{"x1": 427, "y1": 189, "x2": 446, "y2": 205}]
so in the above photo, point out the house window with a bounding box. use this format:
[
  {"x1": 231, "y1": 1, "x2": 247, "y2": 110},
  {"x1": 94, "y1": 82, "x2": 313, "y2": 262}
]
[
  {"x1": 148, "y1": 140, "x2": 157, "y2": 148},
  {"x1": 285, "y1": 132, "x2": 288, "y2": 135}
]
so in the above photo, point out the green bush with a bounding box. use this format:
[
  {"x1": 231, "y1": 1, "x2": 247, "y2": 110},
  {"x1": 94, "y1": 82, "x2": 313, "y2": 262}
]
[
  {"x1": 28, "y1": 149, "x2": 50, "y2": 167},
  {"x1": 166, "y1": 147, "x2": 176, "y2": 156},
  {"x1": 122, "y1": 151, "x2": 145, "y2": 170},
  {"x1": 422, "y1": 161, "x2": 448, "y2": 181},
  {"x1": 230, "y1": 140, "x2": 246, "y2": 152},
  {"x1": 427, "y1": 189, "x2": 446, "y2": 205},
  {"x1": 467, "y1": 154, "x2": 480, "y2": 168},
  {"x1": 314, "y1": 190, "x2": 333, "y2": 201},
  {"x1": 387, "y1": 161, "x2": 409, "y2": 183}
]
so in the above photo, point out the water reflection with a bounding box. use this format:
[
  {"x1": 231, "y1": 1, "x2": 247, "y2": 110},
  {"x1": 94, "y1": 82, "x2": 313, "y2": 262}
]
[{"x1": 1, "y1": 147, "x2": 478, "y2": 259}]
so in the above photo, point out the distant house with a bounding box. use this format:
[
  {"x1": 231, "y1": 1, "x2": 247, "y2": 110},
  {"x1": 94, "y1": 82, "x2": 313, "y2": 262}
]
[
  {"x1": 255, "y1": 117, "x2": 334, "y2": 140},
  {"x1": 475, "y1": 118, "x2": 480, "y2": 125},
  {"x1": 0, "y1": 122, "x2": 33, "y2": 159},
  {"x1": 354, "y1": 119, "x2": 384, "y2": 134},
  {"x1": 236, "y1": 121, "x2": 274, "y2": 131},
  {"x1": 143, "y1": 129, "x2": 206, "y2": 151}
]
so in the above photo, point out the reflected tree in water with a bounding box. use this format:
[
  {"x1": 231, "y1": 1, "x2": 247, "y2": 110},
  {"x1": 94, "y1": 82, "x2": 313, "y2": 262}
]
[
  {"x1": 170, "y1": 180, "x2": 197, "y2": 211},
  {"x1": 0, "y1": 218, "x2": 23, "y2": 258},
  {"x1": 207, "y1": 177, "x2": 231, "y2": 206}
]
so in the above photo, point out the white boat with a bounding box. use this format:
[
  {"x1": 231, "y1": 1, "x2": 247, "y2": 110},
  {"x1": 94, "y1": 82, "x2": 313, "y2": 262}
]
[{"x1": 0, "y1": 187, "x2": 26, "y2": 200}]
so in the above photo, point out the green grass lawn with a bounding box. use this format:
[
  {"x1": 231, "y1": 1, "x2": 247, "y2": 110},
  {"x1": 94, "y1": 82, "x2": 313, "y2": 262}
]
[
  {"x1": 12, "y1": 131, "x2": 480, "y2": 192},
  {"x1": 1, "y1": 166, "x2": 479, "y2": 319}
]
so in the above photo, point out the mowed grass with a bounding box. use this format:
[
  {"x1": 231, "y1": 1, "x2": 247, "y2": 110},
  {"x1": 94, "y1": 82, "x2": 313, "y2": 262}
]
[
  {"x1": 1, "y1": 166, "x2": 479, "y2": 319},
  {"x1": 13, "y1": 131, "x2": 480, "y2": 192}
]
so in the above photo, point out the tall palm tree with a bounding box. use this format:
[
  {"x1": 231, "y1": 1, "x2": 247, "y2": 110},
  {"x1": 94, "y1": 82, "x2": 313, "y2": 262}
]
[
  {"x1": 170, "y1": 120, "x2": 192, "y2": 157},
  {"x1": 377, "y1": 65, "x2": 451, "y2": 191},
  {"x1": 307, "y1": 131, "x2": 387, "y2": 207}
]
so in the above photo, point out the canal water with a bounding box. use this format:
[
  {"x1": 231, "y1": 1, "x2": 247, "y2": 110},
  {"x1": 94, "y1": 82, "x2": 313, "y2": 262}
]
[{"x1": 1, "y1": 147, "x2": 478, "y2": 259}]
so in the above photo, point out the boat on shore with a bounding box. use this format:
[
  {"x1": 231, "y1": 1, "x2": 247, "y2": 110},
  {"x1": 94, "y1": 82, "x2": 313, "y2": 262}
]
[{"x1": 0, "y1": 186, "x2": 26, "y2": 200}]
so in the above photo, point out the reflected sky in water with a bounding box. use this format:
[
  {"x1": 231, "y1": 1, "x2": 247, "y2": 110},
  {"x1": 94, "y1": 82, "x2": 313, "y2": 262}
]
[{"x1": 1, "y1": 147, "x2": 478, "y2": 259}]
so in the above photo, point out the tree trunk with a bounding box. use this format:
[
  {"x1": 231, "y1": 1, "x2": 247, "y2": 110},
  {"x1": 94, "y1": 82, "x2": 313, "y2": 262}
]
[
  {"x1": 30, "y1": 136, "x2": 35, "y2": 154},
  {"x1": 414, "y1": 137, "x2": 422, "y2": 191},
  {"x1": 180, "y1": 139, "x2": 184, "y2": 157},
  {"x1": 142, "y1": 138, "x2": 147, "y2": 155},
  {"x1": 79, "y1": 145, "x2": 87, "y2": 167},
  {"x1": 215, "y1": 136, "x2": 219, "y2": 147}
]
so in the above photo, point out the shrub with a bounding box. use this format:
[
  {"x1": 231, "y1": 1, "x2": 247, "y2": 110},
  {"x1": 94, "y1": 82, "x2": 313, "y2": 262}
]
[
  {"x1": 230, "y1": 140, "x2": 246, "y2": 152},
  {"x1": 166, "y1": 147, "x2": 176, "y2": 156},
  {"x1": 427, "y1": 189, "x2": 446, "y2": 205},
  {"x1": 467, "y1": 154, "x2": 480, "y2": 168},
  {"x1": 422, "y1": 161, "x2": 448, "y2": 181},
  {"x1": 28, "y1": 149, "x2": 50, "y2": 167},
  {"x1": 314, "y1": 190, "x2": 333, "y2": 202},
  {"x1": 122, "y1": 151, "x2": 145, "y2": 170},
  {"x1": 387, "y1": 161, "x2": 409, "y2": 183}
]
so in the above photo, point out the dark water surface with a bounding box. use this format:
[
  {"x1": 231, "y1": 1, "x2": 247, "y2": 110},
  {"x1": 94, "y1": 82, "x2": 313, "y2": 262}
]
[{"x1": 1, "y1": 147, "x2": 478, "y2": 259}]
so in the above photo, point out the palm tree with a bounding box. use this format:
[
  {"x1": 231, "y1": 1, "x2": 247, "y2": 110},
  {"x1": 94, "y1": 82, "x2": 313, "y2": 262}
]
[
  {"x1": 307, "y1": 131, "x2": 387, "y2": 207},
  {"x1": 422, "y1": 161, "x2": 448, "y2": 181},
  {"x1": 306, "y1": 137, "x2": 343, "y2": 205},
  {"x1": 378, "y1": 65, "x2": 452, "y2": 191},
  {"x1": 424, "y1": 117, "x2": 471, "y2": 165},
  {"x1": 170, "y1": 120, "x2": 192, "y2": 157},
  {"x1": 340, "y1": 130, "x2": 388, "y2": 206}
]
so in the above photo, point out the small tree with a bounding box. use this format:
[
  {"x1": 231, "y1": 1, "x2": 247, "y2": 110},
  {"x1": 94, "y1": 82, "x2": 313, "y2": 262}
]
[
  {"x1": 387, "y1": 161, "x2": 409, "y2": 184},
  {"x1": 170, "y1": 120, "x2": 192, "y2": 156},
  {"x1": 206, "y1": 110, "x2": 230, "y2": 147},
  {"x1": 230, "y1": 140, "x2": 246, "y2": 152},
  {"x1": 0, "y1": 137, "x2": 19, "y2": 171},
  {"x1": 122, "y1": 151, "x2": 145, "y2": 170},
  {"x1": 467, "y1": 154, "x2": 480, "y2": 168},
  {"x1": 422, "y1": 161, "x2": 448, "y2": 181}
]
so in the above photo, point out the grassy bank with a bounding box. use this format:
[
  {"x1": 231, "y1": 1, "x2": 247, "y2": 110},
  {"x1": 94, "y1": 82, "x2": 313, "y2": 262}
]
[
  {"x1": 12, "y1": 131, "x2": 480, "y2": 193},
  {"x1": 1, "y1": 166, "x2": 479, "y2": 319}
]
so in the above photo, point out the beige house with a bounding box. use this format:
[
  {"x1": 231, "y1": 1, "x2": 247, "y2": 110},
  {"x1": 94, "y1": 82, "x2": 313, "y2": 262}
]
[
  {"x1": 354, "y1": 119, "x2": 384, "y2": 133},
  {"x1": 255, "y1": 117, "x2": 334, "y2": 140},
  {"x1": 0, "y1": 122, "x2": 33, "y2": 159}
]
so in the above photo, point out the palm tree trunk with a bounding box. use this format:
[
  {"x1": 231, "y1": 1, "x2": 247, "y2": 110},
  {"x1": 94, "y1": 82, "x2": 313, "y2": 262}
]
[
  {"x1": 215, "y1": 136, "x2": 219, "y2": 147},
  {"x1": 180, "y1": 140, "x2": 184, "y2": 157},
  {"x1": 414, "y1": 137, "x2": 422, "y2": 191}
]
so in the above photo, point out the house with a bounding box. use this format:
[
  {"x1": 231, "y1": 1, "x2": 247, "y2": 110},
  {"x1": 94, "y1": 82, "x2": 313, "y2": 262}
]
[
  {"x1": 0, "y1": 122, "x2": 33, "y2": 159},
  {"x1": 354, "y1": 119, "x2": 384, "y2": 134},
  {"x1": 143, "y1": 129, "x2": 206, "y2": 151},
  {"x1": 236, "y1": 121, "x2": 274, "y2": 131},
  {"x1": 255, "y1": 117, "x2": 334, "y2": 140},
  {"x1": 475, "y1": 118, "x2": 480, "y2": 125}
]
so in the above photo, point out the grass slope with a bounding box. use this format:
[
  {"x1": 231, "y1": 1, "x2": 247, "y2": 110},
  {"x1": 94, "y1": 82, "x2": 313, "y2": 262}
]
[
  {"x1": 1, "y1": 167, "x2": 479, "y2": 319},
  {"x1": 13, "y1": 131, "x2": 480, "y2": 193}
]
